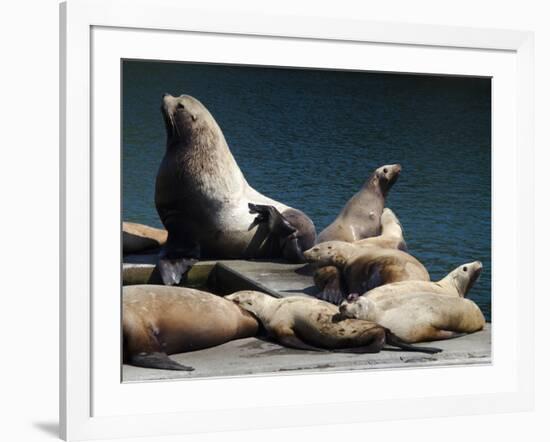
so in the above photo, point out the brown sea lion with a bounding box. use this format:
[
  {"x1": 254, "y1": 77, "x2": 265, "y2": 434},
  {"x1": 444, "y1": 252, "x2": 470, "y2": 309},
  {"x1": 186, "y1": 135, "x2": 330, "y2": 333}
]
[
  {"x1": 225, "y1": 291, "x2": 441, "y2": 354},
  {"x1": 339, "y1": 291, "x2": 485, "y2": 343},
  {"x1": 123, "y1": 285, "x2": 259, "y2": 371},
  {"x1": 304, "y1": 240, "x2": 430, "y2": 304},
  {"x1": 317, "y1": 164, "x2": 401, "y2": 243},
  {"x1": 313, "y1": 208, "x2": 407, "y2": 302},
  {"x1": 363, "y1": 261, "x2": 483, "y2": 301},
  {"x1": 155, "y1": 94, "x2": 316, "y2": 285},
  {"x1": 122, "y1": 221, "x2": 167, "y2": 255}
]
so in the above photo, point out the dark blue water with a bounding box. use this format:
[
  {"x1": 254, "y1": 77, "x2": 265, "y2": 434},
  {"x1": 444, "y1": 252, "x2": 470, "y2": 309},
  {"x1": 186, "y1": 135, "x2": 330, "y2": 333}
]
[{"x1": 122, "y1": 61, "x2": 492, "y2": 319}]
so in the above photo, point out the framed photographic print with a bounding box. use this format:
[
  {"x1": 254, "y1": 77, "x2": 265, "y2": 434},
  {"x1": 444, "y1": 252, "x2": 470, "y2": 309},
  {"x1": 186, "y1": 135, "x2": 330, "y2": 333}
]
[{"x1": 60, "y1": 0, "x2": 534, "y2": 440}]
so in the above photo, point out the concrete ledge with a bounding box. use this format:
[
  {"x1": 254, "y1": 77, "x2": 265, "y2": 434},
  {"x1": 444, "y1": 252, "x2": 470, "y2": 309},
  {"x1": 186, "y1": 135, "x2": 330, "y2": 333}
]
[
  {"x1": 121, "y1": 258, "x2": 492, "y2": 382},
  {"x1": 123, "y1": 324, "x2": 491, "y2": 382}
]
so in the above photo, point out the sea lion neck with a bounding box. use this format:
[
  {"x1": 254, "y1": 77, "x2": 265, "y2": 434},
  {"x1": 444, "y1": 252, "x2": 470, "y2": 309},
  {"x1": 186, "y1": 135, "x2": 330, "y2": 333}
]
[
  {"x1": 364, "y1": 174, "x2": 384, "y2": 197},
  {"x1": 437, "y1": 271, "x2": 460, "y2": 295},
  {"x1": 252, "y1": 296, "x2": 280, "y2": 323}
]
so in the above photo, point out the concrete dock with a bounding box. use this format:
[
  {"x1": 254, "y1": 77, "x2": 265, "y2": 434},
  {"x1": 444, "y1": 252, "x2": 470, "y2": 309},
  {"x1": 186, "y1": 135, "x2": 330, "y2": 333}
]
[
  {"x1": 123, "y1": 326, "x2": 491, "y2": 382},
  {"x1": 122, "y1": 257, "x2": 491, "y2": 382}
]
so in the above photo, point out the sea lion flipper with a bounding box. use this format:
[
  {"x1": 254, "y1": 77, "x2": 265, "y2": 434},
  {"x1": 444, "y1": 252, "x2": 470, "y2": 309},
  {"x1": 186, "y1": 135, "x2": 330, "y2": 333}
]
[
  {"x1": 318, "y1": 283, "x2": 346, "y2": 305},
  {"x1": 129, "y1": 352, "x2": 195, "y2": 371},
  {"x1": 276, "y1": 333, "x2": 326, "y2": 352},
  {"x1": 153, "y1": 233, "x2": 200, "y2": 286},
  {"x1": 314, "y1": 266, "x2": 346, "y2": 305},
  {"x1": 385, "y1": 331, "x2": 442, "y2": 354},
  {"x1": 156, "y1": 257, "x2": 197, "y2": 286},
  {"x1": 248, "y1": 203, "x2": 296, "y2": 236}
]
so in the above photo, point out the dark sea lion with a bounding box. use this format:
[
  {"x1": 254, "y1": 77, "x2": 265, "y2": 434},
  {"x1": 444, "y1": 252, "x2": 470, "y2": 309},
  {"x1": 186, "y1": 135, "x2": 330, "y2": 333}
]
[
  {"x1": 123, "y1": 285, "x2": 259, "y2": 371},
  {"x1": 313, "y1": 208, "x2": 407, "y2": 302},
  {"x1": 317, "y1": 164, "x2": 401, "y2": 243},
  {"x1": 225, "y1": 291, "x2": 441, "y2": 353},
  {"x1": 155, "y1": 94, "x2": 316, "y2": 285},
  {"x1": 304, "y1": 240, "x2": 430, "y2": 304},
  {"x1": 339, "y1": 291, "x2": 486, "y2": 343},
  {"x1": 122, "y1": 221, "x2": 167, "y2": 255}
]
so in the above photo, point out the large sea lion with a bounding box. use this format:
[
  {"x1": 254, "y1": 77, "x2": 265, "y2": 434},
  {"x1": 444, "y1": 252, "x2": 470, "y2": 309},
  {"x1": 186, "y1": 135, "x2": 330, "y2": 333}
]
[
  {"x1": 225, "y1": 291, "x2": 441, "y2": 354},
  {"x1": 122, "y1": 221, "x2": 167, "y2": 255},
  {"x1": 304, "y1": 240, "x2": 430, "y2": 304},
  {"x1": 317, "y1": 164, "x2": 401, "y2": 243},
  {"x1": 123, "y1": 285, "x2": 259, "y2": 371},
  {"x1": 155, "y1": 94, "x2": 316, "y2": 285},
  {"x1": 313, "y1": 208, "x2": 407, "y2": 302},
  {"x1": 362, "y1": 260, "x2": 483, "y2": 301},
  {"x1": 339, "y1": 291, "x2": 486, "y2": 343}
]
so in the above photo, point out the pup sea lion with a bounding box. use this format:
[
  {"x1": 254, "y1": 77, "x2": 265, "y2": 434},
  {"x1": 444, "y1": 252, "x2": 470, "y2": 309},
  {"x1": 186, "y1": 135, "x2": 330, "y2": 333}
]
[
  {"x1": 313, "y1": 208, "x2": 407, "y2": 302},
  {"x1": 339, "y1": 291, "x2": 486, "y2": 343},
  {"x1": 364, "y1": 261, "x2": 483, "y2": 301},
  {"x1": 122, "y1": 221, "x2": 167, "y2": 255},
  {"x1": 155, "y1": 94, "x2": 316, "y2": 285},
  {"x1": 304, "y1": 240, "x2": 430, "y2": 304},
  {"x1": 123, "y1": 285, "x2": 259, "y2": 371},
  {"x1": 226, "y1": 291, "x2": 441, "y2": 353},
  {"x1": 317, "y1": 164, "x2": 401, "y2": 243}
]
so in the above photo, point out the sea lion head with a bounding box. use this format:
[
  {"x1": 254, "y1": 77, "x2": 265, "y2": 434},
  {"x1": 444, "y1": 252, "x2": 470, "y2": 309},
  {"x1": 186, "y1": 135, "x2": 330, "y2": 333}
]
[
  {"x1": 338, "y1": 293, "x2": 370, "y2": 320},
  {"x1": 449, "y1": 261, "x2": 483, "y2": 297},
  {"x1": 225, "y1": 291, "x2": 273, "y2": 318},
  {"x1": 303, "y1": 241, "x2": 353, "y2": 267},
  {"x1": 370, "y1": 164, "x2": 402, "y2": 196},
  {"x1": 160, "y1": 93, "x2": 219, "y2": 148}
]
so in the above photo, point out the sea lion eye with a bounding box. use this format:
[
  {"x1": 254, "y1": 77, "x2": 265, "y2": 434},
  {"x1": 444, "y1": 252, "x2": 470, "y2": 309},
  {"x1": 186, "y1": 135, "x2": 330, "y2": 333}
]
[
  {"x1": 383, "y1": 168, "x2": 388, "y2": 173},
  {"x1": 177, "y1": 102, "x2": 185, "y2": 110},
  {"x1": 463, "y1": 266, "x2": 468, "y2": 272},
  {"x1": 328, "y1": 246, "x2": 332, "y2": 249}
]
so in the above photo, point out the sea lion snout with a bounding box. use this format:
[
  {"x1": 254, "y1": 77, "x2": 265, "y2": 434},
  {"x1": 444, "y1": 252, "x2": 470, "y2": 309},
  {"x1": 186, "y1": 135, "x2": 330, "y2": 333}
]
[
  {"x1": 386, "y1": 163, "x2": 402, "y2": 180},
  {"x1": 303, "y1": 246, "x2": 321, "y2": 262}
]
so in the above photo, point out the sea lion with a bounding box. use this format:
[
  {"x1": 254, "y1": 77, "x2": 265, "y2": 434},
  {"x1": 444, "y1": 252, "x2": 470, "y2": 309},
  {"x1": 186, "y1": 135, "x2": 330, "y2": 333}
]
[
  {"x1": 123, "y1": 285, "x2": 259, "y2": 371},
  {"x1": 225, "y1": 291, "x2": 441, "y2": 354},
  {"x1": 363, "y1": 260, "x2": 483, "y2": 301},
  {"x1": 122, "y1": 221, "x2": 167, "y2": 255},
  {"x1": 339, "y1": 291, "x2": 486, "y2": 343},
  {"x1": 354, "y1": 208, "x2": 407, "y2": 251},
  {"x1": 313, "y1": 208, "x2": 407, "y2": 302},
  {"x1": 304, "y1": 240, "x2": 430, "y2": 304},
  {"x1": 317, "y1": 164, "x2": 401, "y2": 243},
  {"x1": 155, "y1": 94, "x2": 316, "y2": 285}
]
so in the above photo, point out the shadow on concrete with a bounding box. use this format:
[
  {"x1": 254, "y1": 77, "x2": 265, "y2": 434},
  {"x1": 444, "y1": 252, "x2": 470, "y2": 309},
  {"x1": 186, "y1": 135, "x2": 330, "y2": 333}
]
[{"x1": 281, "y1": 285, "x2": 319, "y2": 296}]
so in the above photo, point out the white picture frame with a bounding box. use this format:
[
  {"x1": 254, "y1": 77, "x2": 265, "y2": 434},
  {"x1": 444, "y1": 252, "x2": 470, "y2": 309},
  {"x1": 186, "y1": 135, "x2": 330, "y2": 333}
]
[{"x1": 60, "y1": 0, "x2": 534, "y2": 440}]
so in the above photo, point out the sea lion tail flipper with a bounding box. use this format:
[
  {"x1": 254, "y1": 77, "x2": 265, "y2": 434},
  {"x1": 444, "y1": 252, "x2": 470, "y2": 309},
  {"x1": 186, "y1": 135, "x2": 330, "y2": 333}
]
[
  {"x1": 129, "y1": 352, "x2": 195, "y2": 371},
  {"x1": 277, "y1": 333, "x2": 327, "y2": 352},
  {"x1": 385, "y1": 331, "x2": 443, "y2": 354},
  {"x1": 156, "y1": 257, "x2": 197, "y2": 286},
  {"x1": 317, "y1": 282, "x2": 346, "y2": 305},
  {"x1": 248, "y1": 203, "x2": 296, "y2": 236}
]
